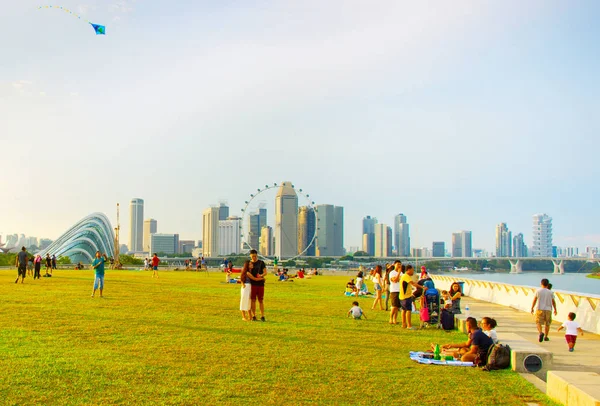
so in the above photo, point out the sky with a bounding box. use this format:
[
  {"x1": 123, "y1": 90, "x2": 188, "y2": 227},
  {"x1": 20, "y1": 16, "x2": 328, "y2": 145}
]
[{"x1": 1, "y1": 0, "x2": 599, "y2": 252}]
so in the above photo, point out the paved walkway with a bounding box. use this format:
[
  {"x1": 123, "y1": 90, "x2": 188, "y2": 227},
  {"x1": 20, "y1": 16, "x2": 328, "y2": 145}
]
[{"x1": 461, "y1": 296, "x2": 600, "y2": 376}]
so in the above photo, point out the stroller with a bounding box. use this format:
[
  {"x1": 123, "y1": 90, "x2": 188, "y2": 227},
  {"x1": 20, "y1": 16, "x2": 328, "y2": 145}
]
[{"x1": 420, "y1": 288, "x2": 441, "y2": 328}]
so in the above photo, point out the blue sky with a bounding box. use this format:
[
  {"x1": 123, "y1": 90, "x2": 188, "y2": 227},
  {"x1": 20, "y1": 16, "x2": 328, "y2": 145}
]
[{"x1": 1, "y1": 0, "x2": 599, "y2": 252}]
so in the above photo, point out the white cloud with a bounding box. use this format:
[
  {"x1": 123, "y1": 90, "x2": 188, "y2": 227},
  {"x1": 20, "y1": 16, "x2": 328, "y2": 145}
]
[
  {"x1": 39, "y1": 92, "x2": 46, "y2": 96},
  {"x1": 109, "y1": 1, "x2": 134, "y2": 14},
  {"x1": 70, "y1": 92, "x2": 79, "y2": 97}
]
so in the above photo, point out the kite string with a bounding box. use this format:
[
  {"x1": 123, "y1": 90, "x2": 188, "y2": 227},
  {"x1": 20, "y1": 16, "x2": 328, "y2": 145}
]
[{"x1": 38, "y1": 5, "x2": 90, "y2": 24}]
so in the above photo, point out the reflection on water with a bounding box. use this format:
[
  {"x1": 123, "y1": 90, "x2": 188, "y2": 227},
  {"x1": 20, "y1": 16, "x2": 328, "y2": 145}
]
[{"x1": 443, "y1": 272, "x2": 600, "y2": 297}]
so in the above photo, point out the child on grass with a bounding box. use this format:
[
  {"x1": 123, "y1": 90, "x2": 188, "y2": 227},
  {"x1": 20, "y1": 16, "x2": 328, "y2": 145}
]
[
  {"x1": 348, "y1": 301, "x2": 367, "y2": 320},
  {"x1": 441, "y1": 290, "x2": 452, "y2": 309},
  {"x1": 557, "y1": 312, "x2": 584, "y2": 352}
]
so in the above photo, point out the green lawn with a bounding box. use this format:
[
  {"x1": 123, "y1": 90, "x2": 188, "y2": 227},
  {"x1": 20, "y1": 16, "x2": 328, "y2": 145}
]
[{"x1": 0, "y1": 270, "x2": 557, "y2": 405}]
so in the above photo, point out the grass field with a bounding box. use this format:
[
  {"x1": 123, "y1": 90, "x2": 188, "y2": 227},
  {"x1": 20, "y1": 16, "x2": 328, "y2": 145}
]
[{"x1": 0, "y1": 269, "x2": 558, "y2": 405}]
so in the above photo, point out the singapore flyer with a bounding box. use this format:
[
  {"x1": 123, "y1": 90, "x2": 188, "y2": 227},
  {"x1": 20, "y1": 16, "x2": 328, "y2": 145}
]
[{"x1": 240, "y1": 182, "x2": 318, "y2": 261}]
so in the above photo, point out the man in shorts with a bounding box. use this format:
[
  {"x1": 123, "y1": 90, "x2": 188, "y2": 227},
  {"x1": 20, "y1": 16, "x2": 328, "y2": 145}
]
[
  {"x1": 531, "y1": 278, "x2": 557, "y2": 342},
  {"x1": 388, "y1": 260, "x2": 402, "y2": 324},
  {"x1": 399, "y1": 265, "x2": 420, "y2": 329},
  {"x1": 91, "y1": 251, "x2": 107, "y2": 298},
  {"x1": 246, "y1": 250, "x2": 266, "y2": 321},
  {"x1": 15, "y1": 246, "x2": 28, "y2": 284},
  {"x1": 151, "y1": 253, "x2": 160, "y2": 278}
]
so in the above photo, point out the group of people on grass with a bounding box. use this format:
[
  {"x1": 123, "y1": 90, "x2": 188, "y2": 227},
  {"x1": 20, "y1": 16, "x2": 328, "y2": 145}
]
[{"x1": 14, "y1": 247, "x2": 57, "y2": 283}]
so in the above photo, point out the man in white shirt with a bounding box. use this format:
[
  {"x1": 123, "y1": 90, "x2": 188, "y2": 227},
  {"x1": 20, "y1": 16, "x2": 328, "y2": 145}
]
[
  {"x1": 531, "y1": 278, "x2": 557, "y2": 343},
  {"x1": 388, "y1": 260, "x2": 402, "y2": 325}
]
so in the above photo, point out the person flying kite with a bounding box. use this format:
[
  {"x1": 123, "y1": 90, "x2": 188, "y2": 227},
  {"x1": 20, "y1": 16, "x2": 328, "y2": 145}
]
[{"x1": 38, "y1": 5, "x2": 106, "y2": 35}]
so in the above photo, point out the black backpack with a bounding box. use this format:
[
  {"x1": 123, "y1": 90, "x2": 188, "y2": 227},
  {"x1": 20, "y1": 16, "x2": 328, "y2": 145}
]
[{"x1": 482, "y1": 344, "x2": 511, "y2": 371}]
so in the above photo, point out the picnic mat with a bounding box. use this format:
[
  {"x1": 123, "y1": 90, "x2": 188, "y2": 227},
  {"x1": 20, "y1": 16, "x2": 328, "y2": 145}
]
[{"x1": 409, "y1": 352, "x2": 474, "y2": 367}]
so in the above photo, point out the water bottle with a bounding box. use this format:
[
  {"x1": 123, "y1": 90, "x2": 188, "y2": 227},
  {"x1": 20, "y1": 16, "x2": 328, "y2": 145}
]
[
  {"x1": 434, "y1": 344, "x2": 441, "y2": 360},
  {"x1": 465, "y1": 304, "x2": 470, "y2": 317}
]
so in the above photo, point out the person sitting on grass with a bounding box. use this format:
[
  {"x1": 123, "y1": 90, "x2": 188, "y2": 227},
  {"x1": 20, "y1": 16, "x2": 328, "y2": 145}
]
[
  {"x1": 436, "y1": 317, "x2": 477, "y2": 358},
  {"x1": 347, "y1": 301, "x2": 367, "y2": 320},
  {"x1": 346, "y1": 279, "x2": 356, "y2": 294},
  {"x1": 441, "y1": 318, "x2": 493, "y2": 364},
  {"x1": 481, "y1": 317, "x2": 499, "y2": 344}
]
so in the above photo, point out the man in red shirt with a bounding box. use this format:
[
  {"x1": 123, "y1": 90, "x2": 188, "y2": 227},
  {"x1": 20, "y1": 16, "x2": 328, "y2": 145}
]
[{"x1": 152, "y1": 253, "x2": 160, "y2": 279}]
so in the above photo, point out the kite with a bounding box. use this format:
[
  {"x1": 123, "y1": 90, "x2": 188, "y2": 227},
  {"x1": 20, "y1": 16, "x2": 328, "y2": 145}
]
[{"x1": 38, "y1": 5, "x2": 106, "y2": 35}]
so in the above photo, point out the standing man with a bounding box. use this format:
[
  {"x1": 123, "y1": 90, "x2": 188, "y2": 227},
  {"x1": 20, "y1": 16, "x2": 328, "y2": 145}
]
[
  {"x1": 399, "y1": 265, "x2": 421, "y2": 329},
  {"x1": 531, "y1": 278, "x2": 557, "y2": 342},
  {"x1": 151, "y1": 253, "x2": 160, "y2": 278},
  {"x1": 45, "y1": 254, "x2": 52, "y2": 276},
  {"x1": 246, "y1": 249, "x2": 267, "y2": 321},
  {"x1": 51, "y1": 254, "x2": 57, "y2": 273},
  {"x1": 388, "y1": 260, "x2": 402, "y2": 324},
  {"x1": 15, "y1": 246, "x2": 28, "y2": 284},
  {"x1": 91, "y1": 251, "x2": 107, "y2": 298}
]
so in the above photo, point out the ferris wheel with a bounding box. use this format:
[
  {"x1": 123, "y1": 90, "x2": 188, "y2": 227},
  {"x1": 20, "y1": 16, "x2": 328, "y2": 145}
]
[{"x1": 240, "y1": 183, "x2": 318, "y2": 261}]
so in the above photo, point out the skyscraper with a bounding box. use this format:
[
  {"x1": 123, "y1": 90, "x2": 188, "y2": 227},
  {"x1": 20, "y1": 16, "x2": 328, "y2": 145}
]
[
  {"x1": 495, "y1": 223, "x2": 512, "y2": 257},
  {"x1": 394, "y1": 213, "x2": 410, "y2": 256},
  {"x1": 298, "y1": 206, "x2": 316, "y2": 256},
  {"x1": 218, "y1": 202, "x2": 229, "y2": 221},
  {"x1": 374, "y1": 223, "x2": 392, "y2": 258},
  {"x1": 275, "y1": 182, "x2": 298, "y2": 258},
  {"x1": 143, "y1": 218, "x2": 157, "y2": 253},
  {"x1": 218, "y1": 217, "x2": 241, "y2": 255},
  {"x1": 260, "y1": 226, "x2": 273, "y2": 256},
  {"x1": 432, "y1": 241, "x2": 445, "y2": 257},
  {"x1": 532, "y1": 214, "x2": 553, "y2": 257},
  {"x1": 333, "y1": 206, "x2": 344, "y2": 256},
  {"x1": 129, "y1": 198, "x2": 144, "y2": 252},
  {"x1": 362, "y1": 216, "x2": 377, "y2": 256},
  {"x1": 513, "y1": 233, "x2": 527, "y2": 257},
  {"x1": 452, "y1": 231, "x2": 472, "y2": 257},
  {"x1": 202, "y1": 206, "x2": 220, "y2": 257},
  {"x1": 248, "y1": 208, "x2": 267, "y2": 252}
]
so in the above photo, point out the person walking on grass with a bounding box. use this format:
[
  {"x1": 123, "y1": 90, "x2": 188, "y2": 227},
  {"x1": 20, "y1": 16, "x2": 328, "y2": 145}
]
[
  {"x1": 557, "y1": 312, "x2": 584, "y2": 352},
  {"x1": 531, "y1": 278, "x2": 557, "y2": 342},
  {"x1": 15, "y1": 246, "x2": 28, "y2": 284},
  {"x1": 245, "y1": 249, "x2": 267, "y2": 321},
  {"x1": 91, "y1": 251, "x2": 107, "y2": 298},
  {"x1": 152, "y1": 253, "x2": 160, "y2": 278},
  {"x1": 371, "y1": 265, "x2": 384, "y2": 310}
]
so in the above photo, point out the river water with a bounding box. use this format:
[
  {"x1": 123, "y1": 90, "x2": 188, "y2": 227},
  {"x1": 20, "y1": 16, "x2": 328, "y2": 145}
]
[{"x1": 445, "y1": 272, "x2": 600, "y2": 297}]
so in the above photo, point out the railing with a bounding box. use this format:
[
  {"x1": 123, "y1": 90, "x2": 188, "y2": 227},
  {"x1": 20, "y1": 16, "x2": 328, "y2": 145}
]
[{"x1": 431, "y1": 275, "x2": 600, "y2": 335}]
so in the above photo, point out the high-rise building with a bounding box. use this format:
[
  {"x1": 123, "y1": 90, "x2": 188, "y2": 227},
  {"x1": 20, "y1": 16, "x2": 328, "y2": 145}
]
[
  {"x1": 298, "y1": 206, "x2": 316, "y2": 256},
  {"x1": 248, "y1": 208, "x2": 267, "y2": 252},
  {"x1": 513, "y1": 233, "x2": 527, "y2": 257},
  {"x1": 495, "y1": 223, "x2": 512, "y2": 257},
  {"x1": 275, "y1": 182, "x2": 298, "y2": 258},
  {"x1": 39, "y1": 238, "x2": 53, "y2": 250},
  {"x1": 333, "y1": 206, "x2": 344, "y2": 256},
  {"x1": 374, "y1": 224, "x2": 392, "y2": 258},
  {"x1": 129, "y1": 198, "x2": 144, "y2": 252},
  {"x1": 143, "y1": 218, "x2": 157, "y2": 253},
  {"x1": 218, "y1": 202, "x2": 229, "y2": 221},
  {"x1": 452, "y1": 231, "x2": 472, "y2": 257},
  {"x1": 394, "y1": 214, "x2": 410, "y2": 256},
  {"x1": 315, "y1": 204, "x2": 344, "y2": 257},
  {"x1": 202, "y1": 207, "x2": 220, "y2": 257},
  {"x1": 260, "y1": 226, "x2": 273, "y2": 257},
  {"x1": 362, "y1": 216, "x2": 377, "y2": 256},
  {"x1": 532, "y1": 214, "x2": 553, "y2": 257},
  {"x1": 150, "y1": 233, "x2": 179, "y2": 255},
  {"x1": 432, "y1": 242, "x2": 445, "y2": 257},
  {"x1": 565, "y1": 247, "x2": 579, "y2": 257},
  {"x1": 218, "y1": 217, "x2": 242, "y2": 255}
]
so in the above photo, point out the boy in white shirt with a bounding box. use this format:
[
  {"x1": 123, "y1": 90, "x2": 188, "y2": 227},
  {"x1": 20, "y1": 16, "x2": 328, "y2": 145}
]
[
  {"x1": 557, "y1": 312, "x2": 584, "y2": 352},
  {"x1": 348, "y1": 301, "x2": 367, "y2": 320}
]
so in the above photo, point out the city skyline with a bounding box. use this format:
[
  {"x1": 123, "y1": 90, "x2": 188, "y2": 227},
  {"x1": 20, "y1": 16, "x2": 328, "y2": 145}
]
[{"x1": 2, "y1": 2, "x2": 599, "y2": 252}]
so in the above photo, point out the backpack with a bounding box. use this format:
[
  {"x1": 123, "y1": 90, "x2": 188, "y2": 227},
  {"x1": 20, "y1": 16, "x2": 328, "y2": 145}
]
[{"x1": 482, "y1": 344, "x2": 511, "y2": 371}]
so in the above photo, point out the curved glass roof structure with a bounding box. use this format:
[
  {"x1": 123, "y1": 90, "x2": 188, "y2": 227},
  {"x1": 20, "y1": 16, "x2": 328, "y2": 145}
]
[{"x1": 38, "y1": 213, "x2": 115, "y2": 264}]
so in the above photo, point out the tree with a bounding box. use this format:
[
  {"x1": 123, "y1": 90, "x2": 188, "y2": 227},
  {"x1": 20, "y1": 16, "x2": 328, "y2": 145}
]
[
  {"x1": 353, "y1": 251, "x2": 369, "y2": 257},
  {"x1": 57, "y1": 256, "x2": 71, "y2": 265},
  {"x1": 120, "y1": 255, "x2": 143, "y2": 265}
]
